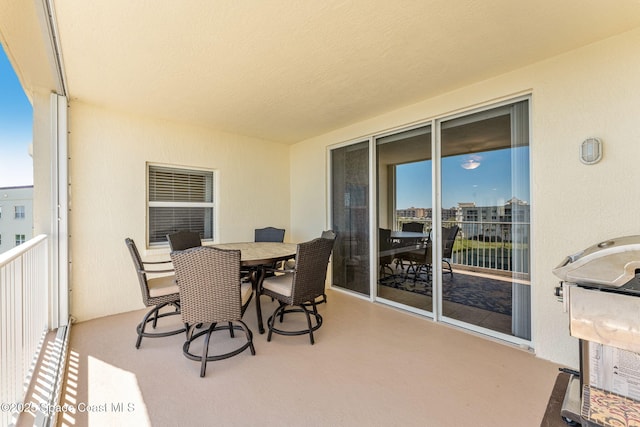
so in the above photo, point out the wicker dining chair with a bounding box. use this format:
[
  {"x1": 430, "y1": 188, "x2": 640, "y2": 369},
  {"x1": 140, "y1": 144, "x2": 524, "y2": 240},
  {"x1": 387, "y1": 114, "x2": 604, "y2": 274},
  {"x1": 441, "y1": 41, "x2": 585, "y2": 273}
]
[
  {"x1": 254, "y1": 226, "x2": 285, "y2": 243},
  {"x1": 166, "y1": 230, "x2": 202, "y2": 251},
  {"x1": 170, "y1": 246, "x2": 255, "y2": 377},
  {"x1": 258, "y1": 236, "x2": 335, "y2": 345},
  {"x1": 254, "y1": 226, "x2": 287, "y2": 277},
  {"x1": 125, "y1": 238, "x2": 185, "y2": 349},
  {"x1": 281, "y1": 230, "x2": 336, "y2": 304}
]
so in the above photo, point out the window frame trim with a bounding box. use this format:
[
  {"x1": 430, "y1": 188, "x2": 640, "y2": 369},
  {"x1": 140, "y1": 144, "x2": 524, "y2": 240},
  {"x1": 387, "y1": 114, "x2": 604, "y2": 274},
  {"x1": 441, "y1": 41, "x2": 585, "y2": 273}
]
[{"x1": 146, "y1": 162, "x2": 216, "y2": 249}]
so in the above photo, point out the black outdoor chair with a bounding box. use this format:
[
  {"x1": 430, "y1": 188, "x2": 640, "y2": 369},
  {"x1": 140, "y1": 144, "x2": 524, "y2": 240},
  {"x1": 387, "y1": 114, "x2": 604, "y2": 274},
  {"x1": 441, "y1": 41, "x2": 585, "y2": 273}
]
[
  {"x1": 125, "y1": 238, "x2": 185, "y2": 348},
  {"x1": 170, "y1": 246, "x2": 255, "y2": 377},
  {"x1": 258, "y1": 236, "x2": 335, "y2": 344},
  {"x1": 166, "y1": 230, "x2": 202, "y2": 251},
  {"x1": 254, "y1": 227, "x2": 285, "y2": 242}
]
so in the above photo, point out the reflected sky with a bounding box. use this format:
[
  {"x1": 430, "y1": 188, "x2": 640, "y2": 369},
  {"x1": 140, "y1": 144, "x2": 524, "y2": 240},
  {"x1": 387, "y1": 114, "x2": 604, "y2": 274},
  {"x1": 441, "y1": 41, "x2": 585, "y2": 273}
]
[{"x1": 396, "y1": 147, "x2": 530, "y2": 209}]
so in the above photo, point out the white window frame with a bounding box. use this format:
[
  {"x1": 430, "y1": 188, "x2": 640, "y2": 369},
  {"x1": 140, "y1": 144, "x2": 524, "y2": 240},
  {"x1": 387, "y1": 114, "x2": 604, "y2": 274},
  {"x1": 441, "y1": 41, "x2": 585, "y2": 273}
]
[
  {"x1": 146, "y1": 163, "x2": 216, "y2": 247},
  {"x1": 14, "y1": 205, "x2": 25, "y2": 219}
]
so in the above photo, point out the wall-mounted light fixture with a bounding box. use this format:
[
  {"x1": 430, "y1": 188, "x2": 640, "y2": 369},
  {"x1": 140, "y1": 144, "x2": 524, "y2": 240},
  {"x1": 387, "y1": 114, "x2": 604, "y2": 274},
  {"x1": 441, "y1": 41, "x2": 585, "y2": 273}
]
[{"x1": 580, "y1": 137, "x2": 603, "y2": 165}]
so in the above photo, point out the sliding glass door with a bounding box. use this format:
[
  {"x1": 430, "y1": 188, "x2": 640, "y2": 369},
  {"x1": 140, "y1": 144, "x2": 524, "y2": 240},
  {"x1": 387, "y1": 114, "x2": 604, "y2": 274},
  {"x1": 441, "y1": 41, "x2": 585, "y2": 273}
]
[
  {"x1": 376, "y1": 126, "x2": 432, "y2": 312},
  {"x1": 439, "y1": 100, "x2": 531, "y2": 340},
  {"x1": 328, "y1": 97, "x2": 531, "y2": 343},
  {"x1": 330, "y1": 141, "x2": 370, "y2": 296}
]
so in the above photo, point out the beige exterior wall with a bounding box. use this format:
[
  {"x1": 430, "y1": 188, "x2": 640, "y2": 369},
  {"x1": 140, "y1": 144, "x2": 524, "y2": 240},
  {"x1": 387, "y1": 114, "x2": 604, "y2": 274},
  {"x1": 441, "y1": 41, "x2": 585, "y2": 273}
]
[
  {"x1": 7, "y1": 0, "x2": 640, "y2": 367},
  {"x1": 290, "y1": 28, "x2": 640, "y2": 367},
  {"x1": 68, "y1": 103, "x2": 290, "y2": 321}
]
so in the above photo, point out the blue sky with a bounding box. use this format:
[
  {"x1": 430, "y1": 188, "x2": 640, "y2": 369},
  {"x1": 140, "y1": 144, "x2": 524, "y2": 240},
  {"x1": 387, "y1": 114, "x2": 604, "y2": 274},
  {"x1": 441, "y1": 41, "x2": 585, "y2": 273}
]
[
  {"x1": 396, "y1": 147, "x2": 530, "y2": 209},
  {"x1": 0, "y1": 44, "x2": 33, "y2": 187}
]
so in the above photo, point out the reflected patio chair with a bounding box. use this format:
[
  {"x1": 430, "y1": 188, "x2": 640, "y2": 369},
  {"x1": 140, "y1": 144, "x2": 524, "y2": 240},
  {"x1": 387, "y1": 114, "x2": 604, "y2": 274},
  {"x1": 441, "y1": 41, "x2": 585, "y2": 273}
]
[
  {"x1": 170, "y1": 246, "x2": 255, "y2": 377},
  {"x1": 403, "y1": 243, "x2": 433, "y2": 282},
  {"x1": 258, "y1": 236, "x2": 335, "y2": 345},
  {"x1": 166, "y1": 230, "x2": 202, "y2": 251},
  {"x1": 404, "y1": 225, "x2": 460, "y2": 281},
  {"x1": 442, "y1": 225, "x2": 460, "y2": 276},
  {"x1": 125, "y1": 238, "x2": 185, "y2": 349},
  {"x1": 402, "y1": 221, "x2": 424, "y2": 233},
  {"x1": 378, "y1": 228, "x2": 394, "y2": 278},
  {"x1": 395, "y1": 221, "x2": 426, "y2": 270}
]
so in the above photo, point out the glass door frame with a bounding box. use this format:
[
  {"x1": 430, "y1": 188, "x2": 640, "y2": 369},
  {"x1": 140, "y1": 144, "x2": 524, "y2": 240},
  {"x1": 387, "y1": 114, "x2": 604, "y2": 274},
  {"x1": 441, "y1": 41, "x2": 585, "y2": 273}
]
[
  {"x1": 327, "y1": 94, "x2": 533, "y2": 348},
  {"x1": 434, "y1": 95, "x2": 532, "y2": 347},
  {"x1": 372, "y1": 123, "x2": 435, "y2": 318}
]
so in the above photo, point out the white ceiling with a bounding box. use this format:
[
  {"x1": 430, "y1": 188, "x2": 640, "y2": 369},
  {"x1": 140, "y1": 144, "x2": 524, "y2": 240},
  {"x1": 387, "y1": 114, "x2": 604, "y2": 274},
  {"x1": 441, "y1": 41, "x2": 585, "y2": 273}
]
[{"x1": 51, "y1": 0, "x2": 640, "y2": 144}]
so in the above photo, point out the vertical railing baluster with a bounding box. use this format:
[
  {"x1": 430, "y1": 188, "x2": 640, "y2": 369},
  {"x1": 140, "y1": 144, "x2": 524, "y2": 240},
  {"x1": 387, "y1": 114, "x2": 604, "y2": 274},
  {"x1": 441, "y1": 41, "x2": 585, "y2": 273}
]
[{"x1": 0, "y1": 235, "x2": 49, "y2": 427}]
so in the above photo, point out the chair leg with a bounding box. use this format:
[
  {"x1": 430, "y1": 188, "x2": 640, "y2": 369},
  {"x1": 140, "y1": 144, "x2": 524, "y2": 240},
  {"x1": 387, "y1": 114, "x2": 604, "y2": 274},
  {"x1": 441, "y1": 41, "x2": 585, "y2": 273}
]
[
  {"x1": 303, "y1": 304, "x2": 315, "y2": 345},
  {"x1": 200, "y1": 324, "x2": 215, "y2": 377},
  {"x1": 136, "y1": 306, "x2": 158, "y2": 348},
  {"x1": 267, "y1": 302, "x2": 323, "y2": 344},
  {"x1": 267, "y1": 304, "x2": 285, "y2": 342},
  {"x1": 136, "y1": 302, "x2": 184, "y2": 348},
  {"x1": 184, "y1": 324, "x2": 195, "y2": 354},
  {"x1": 228, "y1": 321, "x2": 235, "y2": 338},
  {"x1": 238, "y1": 320, "x2": 256, "y2": 355}
]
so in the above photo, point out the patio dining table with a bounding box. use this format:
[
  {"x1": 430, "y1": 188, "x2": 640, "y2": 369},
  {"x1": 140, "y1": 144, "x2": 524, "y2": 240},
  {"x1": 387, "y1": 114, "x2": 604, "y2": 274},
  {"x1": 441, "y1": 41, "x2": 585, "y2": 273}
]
[{"x1": 212, "y1": 242, "x2": 297, "y2": 334}]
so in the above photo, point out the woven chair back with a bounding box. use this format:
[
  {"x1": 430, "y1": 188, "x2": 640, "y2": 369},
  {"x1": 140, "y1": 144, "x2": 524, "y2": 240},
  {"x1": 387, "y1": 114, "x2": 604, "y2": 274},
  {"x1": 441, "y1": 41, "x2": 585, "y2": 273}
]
[
  {"x1": 290, "y1": 237, "x2": 335, "y2": 305},
  {"x1": 320, "y1": 230, "x2": 337, "y2": 240},
  {"x1": 167, "y1": 230, "x2": 202, "y2": 251},
  {"x1": 171, "y1": 246, "x2": 242, "y2": 324},
  {"x1": 254, "y1": 227, "x2": 285, "y2": 242}
]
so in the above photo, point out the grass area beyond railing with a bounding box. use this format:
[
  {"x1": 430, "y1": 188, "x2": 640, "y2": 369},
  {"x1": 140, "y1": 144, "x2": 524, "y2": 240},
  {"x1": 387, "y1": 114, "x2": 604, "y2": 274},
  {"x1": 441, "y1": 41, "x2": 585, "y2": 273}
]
[{"x1": 396, "y1": 218, "x2": 530, "y2": 276}]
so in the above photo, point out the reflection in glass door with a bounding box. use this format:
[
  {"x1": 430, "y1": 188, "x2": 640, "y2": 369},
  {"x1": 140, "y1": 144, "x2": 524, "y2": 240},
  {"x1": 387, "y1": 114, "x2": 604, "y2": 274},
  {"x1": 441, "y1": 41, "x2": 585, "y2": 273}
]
[
  {"x1": 329, "y1": 98, "x2": 531, "y2": 344},
  {"x1": 439, "y1": 100, "x2": 531, "y2": 340},
  {"x1": 376, "y1": 126, "x2": 432, "y2": 312}
]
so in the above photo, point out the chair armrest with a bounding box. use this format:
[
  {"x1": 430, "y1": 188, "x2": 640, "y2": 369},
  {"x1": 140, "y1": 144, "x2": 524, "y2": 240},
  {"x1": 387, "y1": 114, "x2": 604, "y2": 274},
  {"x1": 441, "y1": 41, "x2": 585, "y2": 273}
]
[
  {"x1": 263, "y1": 267, "x2": 295, "y2": 274},
  {"x1": 138, "y1": 268, "x2": 174, "y2": 274},
  {"x1": 142, "y1": 259, "x2": 172, "y2": 265}
]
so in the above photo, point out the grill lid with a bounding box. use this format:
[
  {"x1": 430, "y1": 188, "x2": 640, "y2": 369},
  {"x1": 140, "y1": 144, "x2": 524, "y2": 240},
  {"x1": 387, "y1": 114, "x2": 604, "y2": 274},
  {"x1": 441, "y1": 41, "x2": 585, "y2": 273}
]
[{"x1": 553, "y1": 235, "x2": 640, "y2": 289}]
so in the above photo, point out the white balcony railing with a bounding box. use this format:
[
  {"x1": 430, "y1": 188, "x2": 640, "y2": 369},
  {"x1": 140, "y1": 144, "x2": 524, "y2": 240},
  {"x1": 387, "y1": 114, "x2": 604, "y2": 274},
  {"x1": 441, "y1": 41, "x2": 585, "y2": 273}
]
[
  {"x1": 396, "y1": 219, "x2": 530, "y2": 276},
  {"x1": 0, "y1": 235, "x2": 49, "y2": 427}
]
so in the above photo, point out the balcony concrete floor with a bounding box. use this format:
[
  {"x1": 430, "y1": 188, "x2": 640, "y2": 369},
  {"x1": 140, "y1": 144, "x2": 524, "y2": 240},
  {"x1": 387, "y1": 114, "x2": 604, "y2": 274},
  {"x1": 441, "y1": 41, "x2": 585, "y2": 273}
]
[{"x1": 50, "y1": 290, "x2": 560, "y2": 426}]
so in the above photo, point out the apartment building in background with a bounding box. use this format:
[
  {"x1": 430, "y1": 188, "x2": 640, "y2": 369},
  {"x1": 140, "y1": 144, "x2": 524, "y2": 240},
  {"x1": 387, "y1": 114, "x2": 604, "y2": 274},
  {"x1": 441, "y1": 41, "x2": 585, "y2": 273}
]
[{"x1": 0, "y1": 185, "x2": 33, "y2": 254}]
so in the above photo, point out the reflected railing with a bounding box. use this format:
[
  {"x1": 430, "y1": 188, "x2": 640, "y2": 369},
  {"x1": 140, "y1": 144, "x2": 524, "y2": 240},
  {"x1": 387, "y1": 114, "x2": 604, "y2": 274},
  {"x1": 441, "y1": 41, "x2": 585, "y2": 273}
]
[
  {"x1": 0, "y1": 235, "x2": 49, "y2": 427},
  {"x1": 396, "y1": 218, "x2": 530, "y2": 277}
]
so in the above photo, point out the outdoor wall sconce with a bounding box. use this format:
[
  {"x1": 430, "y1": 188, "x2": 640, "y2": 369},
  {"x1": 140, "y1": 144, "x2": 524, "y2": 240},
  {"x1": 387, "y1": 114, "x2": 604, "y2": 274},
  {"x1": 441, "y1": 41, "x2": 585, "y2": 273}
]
[{"x1": 580, "y1": 137, "x2": 603, "y2": 165}]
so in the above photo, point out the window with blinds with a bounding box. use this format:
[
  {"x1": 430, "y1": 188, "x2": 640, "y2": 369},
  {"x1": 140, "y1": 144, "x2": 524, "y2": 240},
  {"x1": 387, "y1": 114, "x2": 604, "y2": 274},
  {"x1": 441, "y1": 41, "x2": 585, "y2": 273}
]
[{"x1": 147, "y1": 164, "x2": 215, "y2": 246}]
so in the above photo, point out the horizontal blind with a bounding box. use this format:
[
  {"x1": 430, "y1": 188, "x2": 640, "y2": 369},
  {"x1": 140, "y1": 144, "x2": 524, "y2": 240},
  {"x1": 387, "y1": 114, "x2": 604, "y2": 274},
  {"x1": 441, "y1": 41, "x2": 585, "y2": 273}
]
[
  {"x1": 148, "y1": 165, "x2": 214, "y2": 245},
  {"x1": 149, "y1": 165, "x2": 213, "y2": 203}
]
